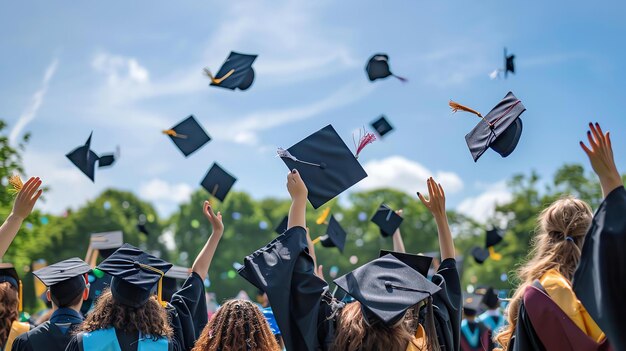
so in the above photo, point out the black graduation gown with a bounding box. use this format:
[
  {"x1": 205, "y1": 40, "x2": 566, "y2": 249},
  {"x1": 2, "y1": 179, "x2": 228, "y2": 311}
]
[
  {"x1": 11, "y1": 321, "x2": 78, "y2": 351},
  {"x1": 65, "y1": 272, "x2": 207, "y2": 351},
  {"x1": 238, "y1": 226, "x2": 332, "y2": 351},
  {"x1": 423, "y1": 257, "x2": 462, "y2": 351},
  {"x1": 573, "y1": 185, "x2": 626, "y2": 351},
  {"x1": 508, "y1": 281, "x2": 612, "y2": 351}
]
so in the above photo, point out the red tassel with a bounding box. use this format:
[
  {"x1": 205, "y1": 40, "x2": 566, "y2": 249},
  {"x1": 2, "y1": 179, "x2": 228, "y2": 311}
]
[{"x1": 354, "y1": 129, "x2": 377, "y2": 159}]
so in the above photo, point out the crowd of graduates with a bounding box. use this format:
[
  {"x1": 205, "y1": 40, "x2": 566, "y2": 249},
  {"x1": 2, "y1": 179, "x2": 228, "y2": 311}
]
[{"x1": 0, "y1": 121, "x2": 622, "y2": 351}]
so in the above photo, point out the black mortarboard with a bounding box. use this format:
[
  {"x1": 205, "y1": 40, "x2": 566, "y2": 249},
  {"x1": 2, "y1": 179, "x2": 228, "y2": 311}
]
[
  {"x1": 274, "y1": 216, "x2": 289, "y2": 235},
  {"x1": 365, "y1": 53, "x2": 407, "y2": 82},
  {"x1": 277, "y1": 124, "x2": 368, "y2": 209},
  {"x1": 463, "y1": 294, "x2": 483, "y2": 316},
  {"x1": 450, "y1": 92, "x2": 526, "y2": 162},
  {"x1": 486, "y1": 228, "x2": 504, "y2": 247},
  {"x1": 66, "y1": 132, "x2": 116, "y2": 182},
  {"x1": 379, "y1": 250, "x2": 432, "y2": 277},
  {"x1": 504, "y1": 48, "x2": 515, "y2": 78},
  {"x1": 97, "y1": 244, "x2": 173, "y2": 308},
  {"x1": 471, "y1": 246, "x2": 489, "y2": 264},
  {"x1": 200, "y1": 163, "x2": 237, "y2": 202},
  {"x1": 370, "y1": 115, "x2": 394, "y2": 138},
  {"x1": 319, "y1": 215, "x2": 347, "y2": 253},
  {"x1": 371, "y1": 204, "x2": 403, "y2": 237},
  {"x1": 206, "y1": 52, "x2": 257, "y2": 91},
  {"x1": 33, "y1": 258, "x2": 90, "y2": 306},
  {"x1": 238, "y1": 226, "x2": 328, "y2": 351},
  {"x1": 163, "y1": 115, "x2": 211, "y2": 157},
  {"x1": 334, "y1": 254, "x2": 441, "y2": 326},
  {"x1": 482, "y1": 287, "x2": 500, "y2": 309},
  {"x1": 137, "y1": 223, "x2": 150, "y2": 236}
]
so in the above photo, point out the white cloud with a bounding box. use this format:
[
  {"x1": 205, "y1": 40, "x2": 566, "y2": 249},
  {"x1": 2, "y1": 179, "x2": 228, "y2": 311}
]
[
  {"x1": 139, "y1": 179, "x2": 194, "y2": 216},
  {"x1": 457, "y1": 181, "x2": 513, "y2": 222},
  {"x1": 357, "y1": 156, "x2": 464, "y2": 194},
  {"x1": 92, "y1": 52, "x2": 149, "y2": 86},
  {"x1": 10, "y1": 58, "x2": 59, "y2": 145}
]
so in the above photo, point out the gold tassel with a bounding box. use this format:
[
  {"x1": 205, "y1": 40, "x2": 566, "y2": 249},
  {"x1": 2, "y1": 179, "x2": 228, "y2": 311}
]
[
  {"x1": 162, "y1": 130, "x2": 188, "y2": 139},
  {"x1": 449, "y1": 100, "x2": 482, "y2": 117},
  {"x1": 316, "y1": 208, "x2": 331, "y2": 225},
  {"x1": 136, "y1": 263, "x2": 167, "y2": 307},
  {"x1": 18, "y1": 281, "x2": 22, "y2": 312},
  {"x1": 311, "y1": 236, "x2": 322, "y2": 245},
  {"x1": 489, "y1": 246, "x2": 502, "y2": 261},
  {"x1": 204, "y1": 68, "x2": 235, "y2": 85}
]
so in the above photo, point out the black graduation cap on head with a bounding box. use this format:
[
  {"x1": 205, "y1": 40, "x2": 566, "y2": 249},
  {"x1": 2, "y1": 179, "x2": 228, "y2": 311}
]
[
  {"x1": 200, "y1": 163, "x2": 237, "y2": 202},
  {"x1": 463, "y1": 293, "x2": 483, "y2": 316},
  {"x1": 274, "y1": 216, "x2": 289, "y2": 235},
  {"x1": 238, "y1": 226, "x2": 328, "y2": 351},
  {"x1": 32, "y1": 258, "x2": 90, "y2": 306},
  {"x1": 97, "y1": 243, "x2": 173, "y2": 308},
  {"x1": 450, "y1": 92, "x2": 526, "y2": 162},
  {"x1": 482, "y1": 287, "x2": 500, "y2": 309},
  {"x1": 205, "y1": 52, "x2": 257, "y2": 91},
  {"x1": 370, "y1": 115, "x2": 394, "y2": 138},
  {"x1": 66, "y1": 132, "x2": 117, "y2": 182},
  {"x1": 334, "y1": 254, "x2": 441, "y2": 326},
  {"x1": 0, "y1": 263, "x2": 22, "y2": 311},
  {"x1": 277, "y1": 124, "x2": 369, "y2": 209},
  {"x1": 371, "y1": 204, "x2": 404, "y2": 237},
  {"x1": 379, "y1": 250, "x2": 432, "y2": 277},
  {"x1": 163, "y1": 115, "x2": 211, "y2": 157},
  {"x1": 504, "y1": 48, "x2": 515, "y2": 78},
  {"x1": 365, "y1": 53, "x2": 407, "y2": 82},
  {"x1": 314, "y1": 215, "x2": 347, "y2": 253}
]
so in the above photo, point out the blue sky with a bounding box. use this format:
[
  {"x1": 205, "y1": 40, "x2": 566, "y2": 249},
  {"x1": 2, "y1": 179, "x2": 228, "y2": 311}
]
[{"x1": 1, "y1": 0, "x2": 625, "y2": 220}]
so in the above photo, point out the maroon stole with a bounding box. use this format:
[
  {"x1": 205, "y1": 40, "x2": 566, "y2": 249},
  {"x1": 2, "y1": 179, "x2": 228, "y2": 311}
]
[{"x1": 524, "y1": 282, "x2": 613, "y2": 351}]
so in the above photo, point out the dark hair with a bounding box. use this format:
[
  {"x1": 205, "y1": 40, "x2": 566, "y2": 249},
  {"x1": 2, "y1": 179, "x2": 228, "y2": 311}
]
[
  {"x1": 0, "y1": 283, "x2": 18, "y2": 346},
  {"x1": 78, "y1": 289, "x2": 172, "y2": 339},
  {"x1": 192, "y1": 299, "x2": 280, "y2": 351},
  {"x1": 51, "y1": 290, "x2": 84, "y2": 308}
]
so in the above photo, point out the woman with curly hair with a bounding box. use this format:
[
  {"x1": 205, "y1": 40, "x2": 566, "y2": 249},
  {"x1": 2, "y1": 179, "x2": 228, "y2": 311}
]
[
  {"x1": 66, "y1": 200, "x2": 225, "y2": 351},
  {"x1": 0, "y1": 265, "x2": 29, "y2": 351},
  {"x1": 494, "y1": 124, "x2": 613, "y2": 351},
  {"x1": 192, "y1": 300, "x2": 280, "y2": 351}
]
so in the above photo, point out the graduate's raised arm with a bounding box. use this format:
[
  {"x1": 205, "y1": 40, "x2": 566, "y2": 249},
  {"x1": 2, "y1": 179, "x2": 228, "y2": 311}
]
[
  {"x1": 191, "y1": 200, "x2": 224, "y2": 280},
  {"x1": 286, "y1": 169, "x2": 307, "y2": 230},
  {"x1": 580, "y1": 122, "x2": 622, "y2": 198},
  {"x1": 418, "y1": 177, "x2": 455, "y2": 260},
  {"x1": 391, "y1": 209, "x2": 406, "y2": 253},
  {"x1": 0, "y1": 176, "x2": 42, "y2": 258}
]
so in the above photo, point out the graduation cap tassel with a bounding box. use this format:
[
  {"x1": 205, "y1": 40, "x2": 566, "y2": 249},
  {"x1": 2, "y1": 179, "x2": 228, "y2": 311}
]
[
  {"x1": 18, "y1": 280, "x2": 23, "y2": 312},
  {"x1": 136, "y1": 263, "x2": 167, "y2": 307},
  {"x1": 162, "y1": 129, "x2": 188, "y2": 139},
  {"x1": 353, "y1": 129, "x2": 377, "y2": 159},
  {"x1": 448, "y1": 101, "x2": 493, "y2": 128},
  {"x1": 276, "y1": 148, "x2": 322, "y2": 167},
  {"x1": 316, "y1": 208, "x2": 331, "y2": 225},
  {"x1": 392, "y1": 74, "x2": 408, "y2": 83},
  {"x1": 204, "y1": 67, "x2": 235, "y2": 85},
  {"x1": 488, "y1": 246, "x2": 502, "y2": 261}
]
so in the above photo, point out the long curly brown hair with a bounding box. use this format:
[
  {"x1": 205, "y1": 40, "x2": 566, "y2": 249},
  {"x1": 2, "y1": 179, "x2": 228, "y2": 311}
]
[
  {"x1": 495, "y1": 196, "x2": 592, "y2": 349},
  {"x1": 192, "y1": 299, "x2": 280, "y2": 351},
  {"x1": 331, "y1": 301, "x2": 436, "y2": 351},
  {"x1": 78, "y1": 290, "x2": 172, "y2": 339},
  {"x1": 0, "y1": 282, "x2": 19, "y2": 347}
]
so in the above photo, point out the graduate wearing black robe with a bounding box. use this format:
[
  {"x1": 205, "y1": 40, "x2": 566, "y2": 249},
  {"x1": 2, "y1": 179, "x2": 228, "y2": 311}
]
[
  {"x1": 65, "y1": 272, "x2": 207, "y2": 351},
  {"x1": 573, "y1": 185, "x2": 626, "y2": 351},
  {"x1": 12, "y1": 308, "x2": 83, "y2": 351},
  {"x1": 238, "y1": 226, "x2": 461, "y2": 351}
]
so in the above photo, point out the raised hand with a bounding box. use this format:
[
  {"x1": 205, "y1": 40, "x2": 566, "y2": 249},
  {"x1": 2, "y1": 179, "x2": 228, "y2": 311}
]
[
  {"x1": 203, "y1": 200, "x2": 224, "y2": 235},
  {"x1": 286, "y1": 169, "x2": 308, "y2": 201},
  {"x1": 580, "y1": 122, "x2": 622, "y2": 198},
  {"x1": 12, "y1": 177, "x2": 43, "y2": 220},
  {"x1": 417, "y1": 177, "x2": 446, "y2": 220}
]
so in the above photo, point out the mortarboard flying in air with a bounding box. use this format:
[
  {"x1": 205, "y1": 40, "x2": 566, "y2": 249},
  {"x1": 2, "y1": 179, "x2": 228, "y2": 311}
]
[
  {"x1": 489, "y1": 47, "x2": 515, "y2": 80},
  {"x1": 204, "y1": 52, "x2": 257, "y2": 91},
  {"x1": 66, "y1": 132, "x2": 118, "y2": 182},
  {"x1": 163, "y1": 115, "x2": 211, "y2": 157},
  {"x1": 365, "y1": 53, "x2": 407, "y2": 82}
]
